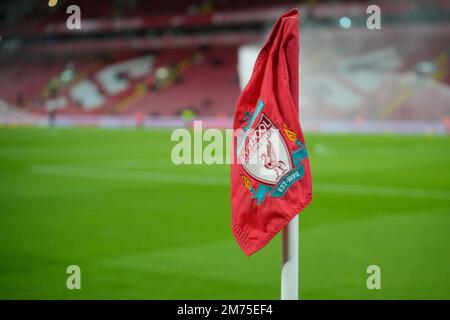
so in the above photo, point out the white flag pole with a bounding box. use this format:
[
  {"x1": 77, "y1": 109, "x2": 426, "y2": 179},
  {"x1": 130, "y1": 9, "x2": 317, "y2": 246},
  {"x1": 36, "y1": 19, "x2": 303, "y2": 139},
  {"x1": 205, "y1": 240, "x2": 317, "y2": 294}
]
[
  {"x1": 280, "y1": 16, "x2": 302, "y2": 300},
  {"x1": 281, "y1": 215, "x2": 299, "y2": 300}
]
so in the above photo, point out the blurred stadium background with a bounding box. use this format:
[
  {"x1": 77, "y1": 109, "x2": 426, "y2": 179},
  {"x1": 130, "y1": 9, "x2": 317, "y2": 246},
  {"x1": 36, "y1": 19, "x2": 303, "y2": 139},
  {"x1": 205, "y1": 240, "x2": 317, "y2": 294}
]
[{"x1": 0, "y1": 0, "x2": 449, "y2": 299}]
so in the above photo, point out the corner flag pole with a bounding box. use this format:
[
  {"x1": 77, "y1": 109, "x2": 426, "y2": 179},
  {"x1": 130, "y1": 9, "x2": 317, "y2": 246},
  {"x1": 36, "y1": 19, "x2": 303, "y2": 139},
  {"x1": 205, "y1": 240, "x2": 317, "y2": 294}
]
[
  {"x1": 281, "y1": 17, "x2": 302, "y2": 300},
  {"x1": 281, "y1": 26, "x2": 301, "y2": 299},
  {"x1": 281, "y1": 215, "x2": 299, "y2": 300}
]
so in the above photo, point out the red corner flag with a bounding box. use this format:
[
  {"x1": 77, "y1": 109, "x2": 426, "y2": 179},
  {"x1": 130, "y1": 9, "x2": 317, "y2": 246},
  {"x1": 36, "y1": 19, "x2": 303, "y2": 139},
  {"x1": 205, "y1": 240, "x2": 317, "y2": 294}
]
[{"x1": 231, "y1": 9, "x2": 312, "y2": 256}]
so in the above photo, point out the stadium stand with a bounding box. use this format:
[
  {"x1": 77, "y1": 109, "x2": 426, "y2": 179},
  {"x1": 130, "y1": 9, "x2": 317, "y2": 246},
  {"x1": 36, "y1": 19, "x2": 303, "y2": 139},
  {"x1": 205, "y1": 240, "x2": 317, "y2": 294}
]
[
  {"x1": 0, "y1": 0, "x2": 449, "y2": 132},
  {"x1": 0, "y1": 47, "x2": 240, "y2": 117}
]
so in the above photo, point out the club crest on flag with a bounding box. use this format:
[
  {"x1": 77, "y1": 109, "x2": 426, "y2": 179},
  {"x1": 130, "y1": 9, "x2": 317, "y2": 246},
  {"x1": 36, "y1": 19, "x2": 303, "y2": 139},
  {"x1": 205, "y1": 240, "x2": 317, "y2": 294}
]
[
  {"x1": 239, "y1": 113, "x2": 292, "y2": 185},
  {"x1": 237, "y1": 99, "x2": 309, "y2": 205}
]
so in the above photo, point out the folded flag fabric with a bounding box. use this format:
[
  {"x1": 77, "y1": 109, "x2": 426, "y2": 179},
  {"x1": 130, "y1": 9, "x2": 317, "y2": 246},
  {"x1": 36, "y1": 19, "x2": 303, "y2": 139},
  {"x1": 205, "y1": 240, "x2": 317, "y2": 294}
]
[{"x1": 231, "y1": 9, "x2": 312, "y2": 256}]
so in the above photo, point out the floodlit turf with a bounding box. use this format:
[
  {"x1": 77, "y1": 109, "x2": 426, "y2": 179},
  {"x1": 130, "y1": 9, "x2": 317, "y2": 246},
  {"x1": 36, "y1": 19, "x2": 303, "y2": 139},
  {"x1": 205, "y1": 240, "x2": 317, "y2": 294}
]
[{"x1": 0, "y1": 127, "x2": 449, "y2": 299}]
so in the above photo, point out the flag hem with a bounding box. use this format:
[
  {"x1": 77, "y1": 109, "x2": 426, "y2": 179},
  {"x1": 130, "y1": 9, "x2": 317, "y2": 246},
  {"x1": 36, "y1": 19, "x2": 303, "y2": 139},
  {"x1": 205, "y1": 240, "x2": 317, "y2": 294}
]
[{"x1": 232, "y1": 192, "x2": 312, "y2": 256}]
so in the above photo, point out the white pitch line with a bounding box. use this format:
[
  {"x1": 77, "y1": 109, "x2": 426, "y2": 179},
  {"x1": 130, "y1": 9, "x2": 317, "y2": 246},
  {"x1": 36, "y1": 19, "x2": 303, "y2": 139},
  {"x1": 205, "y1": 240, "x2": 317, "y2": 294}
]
[
  {"x1": 30, "y1": 165, "x2": 450, "y2": 200},
  {"x1": 314, "y1": 183, "x2": 450, "y2": 201},
  {"x1": 30, "y1": 165, "x2": 228, "y2": 186}
]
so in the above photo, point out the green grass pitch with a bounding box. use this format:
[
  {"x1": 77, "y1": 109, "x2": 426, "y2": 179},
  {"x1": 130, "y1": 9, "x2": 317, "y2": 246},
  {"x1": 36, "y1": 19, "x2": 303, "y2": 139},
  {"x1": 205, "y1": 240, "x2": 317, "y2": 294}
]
[{"x1": 0, "y1": 127, "x2": 449, "y2": 299}]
